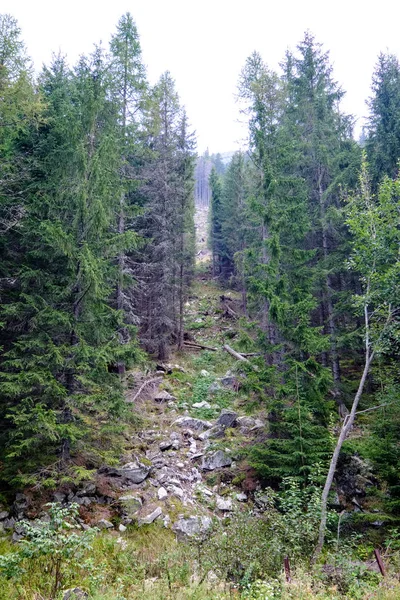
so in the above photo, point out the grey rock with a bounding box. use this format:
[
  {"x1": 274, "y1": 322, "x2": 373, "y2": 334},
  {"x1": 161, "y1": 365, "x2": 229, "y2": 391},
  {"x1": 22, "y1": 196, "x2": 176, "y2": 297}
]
[
  {"x1": 158, "y1": 487, "x2": 168, "y2": 500},
  {"x1": 168, "y1": 485, "x2": 184, "y2": 499},
  {"x1": 217, "y1": 409, "x2": 238, "y2": 429},
  {"x1": 236, "y1": 493, "x2": 248, "y2": 502},
  {"x1": 118, "y1": 524, "x2": 127, "y2": 532},
  {"x1": 192, "y1": 401, "x2": 211, "y2": 409},
  {"x1": 236, "y1": 416, "x2": 264, "y2": 432},
  {"x1": 0, "y1": 511, "x2": 9, "y2": 520},
  {"x1": 201, "y1": 450, "x2": 232, "y2": 471},
  {"x1": 216, "y1": 497, "x2": 232, "y2": 511},
  {"x1": 171, "y1": 440, "x2": 180, "y2": 450},
  {"x1": 173, "y1": 516, "x2": 212, "y2": 539},
  {"x1": 220, "y1": 375, "x2": 238, "y2": 389},
  {"x1": 119, "y1": 494, "x2": 142, "y2": 516},
  {"x1": 3, "y1": 517, "x2": 16, "y2": 530},
  {"x1": 254, "y1": 493, "x2": 270, "y2": 510},
  {"x1": 62, "y1": 589, "x2": 88, "y2": 600},
  {"x1": 77, "y1": 482, "x2": 96, "y2": 496},
  {"x1": 154, "y1": 390, "x2": 176, "y2": 403},
  {"x1": 173, "y1": 416, "x2": 213, "y2": 431},
  {"x1": 119, "y1": 462, "x2": 151, "y2": 484},
  {"x1": 53, "y1": 492, "x2": 67, "y2": 503},
  {"x1": 138, "y1": 506, "x2": 162, "y2": 526},
  {"x1": 98, "y1": 519, "x2": 114, "y2": 529},
  {"x1": 198, "y1": 426, "x2": 225, "y2": 441},
  {"x1": 160, "y1": 441, "x2": 172, "y2": 451},
  {"x1": 208, "y1": 382, "x2": 222, "y2": 394}
]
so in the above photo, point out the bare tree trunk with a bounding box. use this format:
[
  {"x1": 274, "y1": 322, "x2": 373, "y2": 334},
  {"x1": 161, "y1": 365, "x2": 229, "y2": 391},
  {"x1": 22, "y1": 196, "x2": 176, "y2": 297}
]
[{"x1": 314, "y1": 304, "x2": 374, "y2": 560}]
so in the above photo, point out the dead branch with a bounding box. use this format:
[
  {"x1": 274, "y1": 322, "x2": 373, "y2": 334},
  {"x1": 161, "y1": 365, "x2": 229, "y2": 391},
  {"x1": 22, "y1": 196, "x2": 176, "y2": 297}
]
[
  {"x1": 183, "y1": 341, "x2": 218, "y2": 351},
  {"x1": 223, "y1": 344, "x2": 250, "y2": 363},
  {"x1": 127, "y1": 376, "x2": 163, "y2": 403}
]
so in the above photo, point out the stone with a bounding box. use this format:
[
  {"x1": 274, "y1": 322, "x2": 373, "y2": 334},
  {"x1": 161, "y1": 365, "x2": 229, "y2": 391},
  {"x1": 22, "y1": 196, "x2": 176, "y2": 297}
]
[
  {"x1": 171, "y1": 440, "x2": 180, "y2": 450},
  {"x1": 236, "y1": 416, "x2": 264, "y2": 432},
  {"x1": 168, "y1": 485, "x2": 184, "y2": 499},
  {"x1": 160, "y1": 441, "x2": 172, "y2": 451},
  {"x1": 62, "y1": 589, "x2": 88, "y2": 600},
  {"x1": 119, "y1": 462, "x2": 151, "y2": 484},
  {"x1": 220, "y1": 375, "x2": 238, "y2": 389},
  {"x1": 158, "y1": 487, "x2": 168, "y2": 500},
  {"x1": 192, "y1": 401, "x2": 211, "y2": 409},
  {"x1": 172, "y1": 516, "x2": 212, "y2": 539},
  {"x1": 119, "y1": 494, "x2": 142, "y2": 516},
  {"x1": 208, "y1": 382, "x2": 222, "y2": 394},
  {"x1": 98, "y1": 519, "x2": 113, "y2": 529},
  {"x1": 173, "y1": 416, "x2": 213, "y2": 431},
  {"x1": 236, "y1": 493, "x2": 248, "y2": 502},
  {"x1": 200, "y1": 369, "x2": 209, "y2": 377},
  {"x1": 77, "y1": 482, "x2": 96, "y2": 496},
  {"x1": 3, "y1": 517, "x2": 16, "y2": 530},
  {"x1": 138, "y1": 506, "x2": 162, "y2": 526},
  {"x1": 118, "y1": 524, "x2": 127, "y2": 533},
  {"x1": 217, "y1": 409, "x2": 238, "y2": 429},
  {"x1": 0, "y1": 511, "x2": 9, "y2": 520},
  {"x1": 216, "y1": 497, "x2": 232, "y2": 511},
  {"x1": 201, "y1": 450, "x2": 232, "y2": 471},
  {"x1": 154, "y1": 390, "x2": 176, "y2": 403},
  {"x1": 53, "y1": 492, "x2": 67, "y2": 503},
  {"x1": 198, "y1": 426, "x2": 225, "y2": 441}
]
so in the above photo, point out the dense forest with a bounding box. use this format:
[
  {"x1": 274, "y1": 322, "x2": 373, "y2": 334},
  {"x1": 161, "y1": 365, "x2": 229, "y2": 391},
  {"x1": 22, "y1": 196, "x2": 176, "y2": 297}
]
[{"x1": 1, "y1": 10, "x2": 400, "y2": 600}]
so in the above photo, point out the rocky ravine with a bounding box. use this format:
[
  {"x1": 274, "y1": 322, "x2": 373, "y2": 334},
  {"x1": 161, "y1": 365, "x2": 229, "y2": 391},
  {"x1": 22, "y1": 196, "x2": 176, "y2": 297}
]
[{"x1": 0, "y1": 369, "x2": 265, "y2": 541}]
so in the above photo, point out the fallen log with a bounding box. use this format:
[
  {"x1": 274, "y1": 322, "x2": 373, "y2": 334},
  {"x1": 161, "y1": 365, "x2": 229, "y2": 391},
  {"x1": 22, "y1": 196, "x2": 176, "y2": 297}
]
[
  {"x1": 223, "y1": 303, "x2": 238, "y2": 319},
  {"x1": 183, "y1": 341, "x2": 218, "y2": 351},
  {"x1": 223, "y1": 344, "x2": 250, "y2": 363}
]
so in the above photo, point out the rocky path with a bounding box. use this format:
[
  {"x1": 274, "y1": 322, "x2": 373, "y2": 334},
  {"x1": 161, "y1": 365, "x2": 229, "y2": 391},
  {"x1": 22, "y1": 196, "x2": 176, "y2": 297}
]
[{"x1": 0, "y1": 277, "x2": 266, "y2": 543}]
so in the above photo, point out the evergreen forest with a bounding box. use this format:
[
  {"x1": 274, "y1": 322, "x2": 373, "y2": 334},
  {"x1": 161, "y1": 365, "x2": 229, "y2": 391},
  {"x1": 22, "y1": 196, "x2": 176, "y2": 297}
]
[{"x1": 1, "y1": 11, "x2": 400, "y2": 600}]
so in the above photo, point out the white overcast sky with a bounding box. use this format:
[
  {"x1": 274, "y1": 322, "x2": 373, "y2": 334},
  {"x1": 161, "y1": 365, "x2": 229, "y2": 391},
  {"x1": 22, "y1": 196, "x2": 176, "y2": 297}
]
[{"x1": 2, "y1": 0, "x2": 400, "y2": 153}]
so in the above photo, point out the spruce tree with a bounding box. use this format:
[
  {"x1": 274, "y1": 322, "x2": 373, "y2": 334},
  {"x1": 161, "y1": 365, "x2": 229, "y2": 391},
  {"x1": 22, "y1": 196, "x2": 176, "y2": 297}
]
[{"x1": 109, "y1": 13, "x2": 147, "y2": 372}]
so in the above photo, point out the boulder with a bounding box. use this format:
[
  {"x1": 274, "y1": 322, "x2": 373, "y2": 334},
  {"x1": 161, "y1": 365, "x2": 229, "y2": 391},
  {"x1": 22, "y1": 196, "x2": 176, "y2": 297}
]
[
  {"x1": 168, "y1": 485, "x2": 184, "y2": 499},
  {"x1": 118, "y1": 524, "x2": 127, "y2": 532},
  {"x1": 198, "y1": 426, "x2": 225, "y2": 441},
  {"x1": 201, "y1": 450, "x2": 232, "y2": 471},
  {"x1": 154, "y1": 390, "x2": 176, "y2": 403},
  {"x1": 217, "y1": 409, "x2": 238, "y2": 429},
  {"x1": 160, "y1": 441, "x2": 172, "y2": 451},
  {"x1": 158, "y1": 487, "x2": 168, "y2": 500},
  {"x1": 138, "y1": 506, "x2": 162, "y2": 526},
  {"x1": 53, "y1": 492, "x2": 67, "y2": 503},
  {"x1": 77, "y1": 482, "x2": 96, "y2": 496},
  {"x1": 173, "y1": 516, "x2": 212, "y2": 540},
  {"x1": 98, "y1": 519, "x2": 113, "y2": 530},
  {"x1": 119, "y1": 494, "x2": 142, "y2": 516},
  {"x1": 216, "y1": 497, "x2": 233, "y2": 511},
  {"x1": 118, "y1": 462, "x2": 151, "y2": 484},
  {"x1": 62, "y1": 589, "x2": 88, "y2": 600},
  {"x1": 220, "y1": 375, "x2": 239, "y2": 389},
  {"x1": 236, "y1": 416, "x2": 264, "y2": 432},
  {"x1": 192, "y1": 401, "x2": 211, "y2": 409},
  {"x1": 208, "y1": 382, "x2": 222, "y2": 394},
  {"x1": 173, "y1": 416, "x2": 213, "y2": 431},
  {"x1": 0, "y1": 511, "x2": 9, "y2": 520},
  {"x1": 236, "y1": 493, "x2": 248, "y2": 502}
]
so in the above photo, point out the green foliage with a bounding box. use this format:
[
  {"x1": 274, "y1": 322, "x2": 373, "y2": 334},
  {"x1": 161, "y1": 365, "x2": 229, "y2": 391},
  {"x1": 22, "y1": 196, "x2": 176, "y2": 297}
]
[{"x1": 0, "y1": 503, "x2": 96, "y2": 598}]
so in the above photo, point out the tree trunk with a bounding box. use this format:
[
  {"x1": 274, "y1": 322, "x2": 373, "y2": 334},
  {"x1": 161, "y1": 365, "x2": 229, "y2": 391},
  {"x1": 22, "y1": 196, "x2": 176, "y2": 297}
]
[{"x1": 314, "y1": 305, "x2": 374, "y2": 560}]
